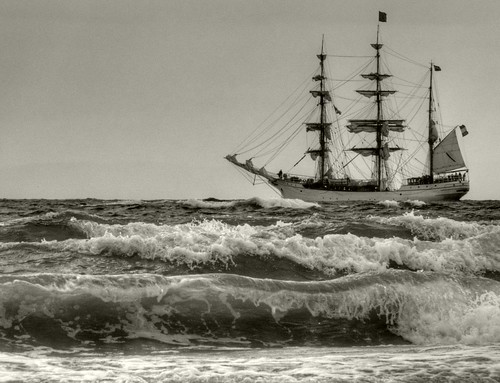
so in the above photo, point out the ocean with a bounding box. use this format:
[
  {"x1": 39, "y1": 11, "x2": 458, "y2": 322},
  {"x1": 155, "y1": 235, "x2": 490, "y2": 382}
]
[{"x1": 0, "y1": 197, "x2": 499, "y2": 382}]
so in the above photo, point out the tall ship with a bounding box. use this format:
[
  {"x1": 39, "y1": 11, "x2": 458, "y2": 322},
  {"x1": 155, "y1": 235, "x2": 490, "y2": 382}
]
[{"x1": 225, "y1": 16, "x2": 469, "y2": 202}]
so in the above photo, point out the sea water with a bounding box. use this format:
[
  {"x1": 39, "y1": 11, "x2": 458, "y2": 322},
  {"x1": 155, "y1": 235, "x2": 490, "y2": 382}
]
[{"x1": 0, "y1": 198, "x2": 499, "y2": 382}]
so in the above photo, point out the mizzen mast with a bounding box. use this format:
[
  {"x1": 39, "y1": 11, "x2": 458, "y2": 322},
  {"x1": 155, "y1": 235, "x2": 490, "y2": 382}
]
[{"x1": 428, "y1": 63, "x2": 439, "y2": 183}]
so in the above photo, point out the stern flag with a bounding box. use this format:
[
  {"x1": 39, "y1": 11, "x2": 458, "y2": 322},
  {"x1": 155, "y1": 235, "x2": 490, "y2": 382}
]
[
  {"x1": 434, "y1": 65, "x2": 442, "y2": 71},
  {"x1": 379, "y1": 11, "x2": 387, "y2": 22}
]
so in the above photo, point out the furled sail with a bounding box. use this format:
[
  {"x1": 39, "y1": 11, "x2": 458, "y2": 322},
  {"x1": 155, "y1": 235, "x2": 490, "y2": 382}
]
[
  {"x1": 361, "y1": 73, "x2": 392, "y2": 81},
  {"x1": 258, "y1": 167, "x2": 270, "y2": 178},
  {"x1": 432, "y1": 128, "x2": 466, "y2": 173},
  {"x1": 245, "y1": 159, "x2": 257, "y2": 172},
  {"x1": 224, "y1": 155, "x2": 277, "y2": 180},
  {"x1": 349, "y1": 146, "x2": 403, "y2": 156},
  {"x1": 312, "y1": 75, "x2": 326, "y2": 81},
  {"x1": 306, "y1": 122, "x2": 332, "y2": 140},
  {"x1": 356, "y1": 90, "x2": 396, "y2": 98},
  {"x1": 310, "y1": 90, "x2": 331, "y2": 101},
  {"x1": 347, "y1": 119, "x2": 405, "y2": 133},
  {"x1": 307, "y1": 149, "x2": 321, "y2": 161},
  {"x1": 305, "y1": 122, "x2": 332, "y2": 131}
]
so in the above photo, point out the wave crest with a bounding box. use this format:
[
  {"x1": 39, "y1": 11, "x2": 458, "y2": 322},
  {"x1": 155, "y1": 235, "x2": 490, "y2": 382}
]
[
  {"x1": 179, "y1": 197, "x2": 320, "y2": 210},
  {"x1": 369, "y1": 211, "x2": 496, "y2": 241},
  {"x1": 24, "y1": 217, "x2": 500, "y2": 278},
  {"x1": 0, "y1": 271, "x2": 498, "y2": 348}
]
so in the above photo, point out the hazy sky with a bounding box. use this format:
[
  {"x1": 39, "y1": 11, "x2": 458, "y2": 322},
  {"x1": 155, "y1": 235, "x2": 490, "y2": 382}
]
[{"x1": 0, "y1": 0, "x2": 499, "y2": 200}]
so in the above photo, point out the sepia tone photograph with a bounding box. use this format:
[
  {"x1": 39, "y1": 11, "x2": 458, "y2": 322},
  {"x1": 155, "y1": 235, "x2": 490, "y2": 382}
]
[{"x1": 0, "y1": 1, "x2": 499, "y2": 382}]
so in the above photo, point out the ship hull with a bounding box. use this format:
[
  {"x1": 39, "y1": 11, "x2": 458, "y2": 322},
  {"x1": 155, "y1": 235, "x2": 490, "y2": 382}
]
[{"x1": 271, "y1": 180, "x2": 469, "y2": 202}]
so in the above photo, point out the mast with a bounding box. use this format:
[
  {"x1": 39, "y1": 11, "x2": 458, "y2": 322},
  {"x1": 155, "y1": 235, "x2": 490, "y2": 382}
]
[
  {"x1": 319, "y1": 36, "x2": 326, "y2": 182},
  {"x1": 428, "y1": 63, "x2": 435, "y2": 183},
  {"x1": 308, "y1": 35, "x2": 331, "y2": 183},
  {"x1": 346, "y1": 17, "x2": 406, "y2": 191},
  {"x1": 375, "y1": 25, "x2": 383, "y2": 189}
]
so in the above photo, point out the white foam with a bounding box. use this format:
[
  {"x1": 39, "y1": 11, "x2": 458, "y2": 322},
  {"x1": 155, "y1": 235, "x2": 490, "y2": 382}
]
[
  {"x1": 404, "y1": 200, "x2": 427, "y2": 207},
  {"x1": 369, "y1": 211, "x2": 495, "y2": 241},
  {"x1": 162, "y1": 272, "x2": 500, "y2": 347},
  {"x1": 178, "y1": 199, "x2": 237, "y2": 209},
  {"x1": 377, "y1": 200, "x2": 400, "y2": 208},
  {"x1": 177, "y1": 197, "x2": 320, "y2": 210},
  {"x1": 1, "y1": 345, "x2": 498, "y2": 382},
  {"x1": 250, "y1": 197, "x2": 320, "y2": 209},
  {"x1": 397, "y1": 290, "x2": 500, "y2": 345},
  {"x1": 56, "y1": 217, "x2": 500, "y2": 275},
  {"x1": 210, "y1": 271, "x2": 500, "y2": 346}
]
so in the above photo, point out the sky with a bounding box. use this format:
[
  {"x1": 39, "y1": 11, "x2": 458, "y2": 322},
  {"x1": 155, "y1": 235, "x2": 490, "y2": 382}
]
[{"x1": 0, "y1": 0, "x2": 499, "y2": 200}]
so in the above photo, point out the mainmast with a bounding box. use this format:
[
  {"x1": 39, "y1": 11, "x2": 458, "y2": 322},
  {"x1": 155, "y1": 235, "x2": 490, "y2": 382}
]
[{"x1": 346, "y1": 15, "x2": 405, "y2": 191}]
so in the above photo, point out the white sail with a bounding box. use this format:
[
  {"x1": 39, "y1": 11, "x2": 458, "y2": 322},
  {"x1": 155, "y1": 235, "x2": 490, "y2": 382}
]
[{"x1": 433, "y1": 128, "x2": 466, "y2": 173}]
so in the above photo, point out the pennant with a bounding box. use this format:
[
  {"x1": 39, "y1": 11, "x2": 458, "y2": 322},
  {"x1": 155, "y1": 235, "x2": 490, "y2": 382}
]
[
  {"x1": 434, "y1": 65, "x2": 442, "y2": 71},
  {"x1": 460, "y1": 124, "x2": 469, "y2": 137},
  {"x1": 379, "y1": 11, "x2": 387, "y2": 22}
]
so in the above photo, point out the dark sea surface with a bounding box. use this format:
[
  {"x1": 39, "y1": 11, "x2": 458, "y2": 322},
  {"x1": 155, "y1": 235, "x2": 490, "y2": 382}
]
[{"x1": 0, "y1": 197, "x2": 499, "y2": 382}]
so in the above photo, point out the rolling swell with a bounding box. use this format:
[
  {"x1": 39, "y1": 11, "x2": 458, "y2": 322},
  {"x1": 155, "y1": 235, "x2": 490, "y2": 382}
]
[
  {"x1": 0, "y1": 211, "x2": 108, "y2": 243},
  {"x1": 0, "y1": 271, "x2": 498, "y2": 351},
  {"x1": 67, "y1": 215, "x2": 500, "y2": 278},
  {"x1": 1, "y1": 199, "x2": 500, "y2": 355},
  {"x1": 1, "y1": 210, "x2": 500, "y2": 280}
]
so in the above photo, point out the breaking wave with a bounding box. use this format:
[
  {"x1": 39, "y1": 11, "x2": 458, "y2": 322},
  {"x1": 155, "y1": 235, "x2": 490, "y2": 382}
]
[
  {"x1": 369, "y1": 211, "x2": 498, "y2": 241},
  {"x1": 0, "y1": 271, "x2": 498, "y2": 350},
  {"x1": 179, "y1": 197, "x2": 320, "y2": 210},
  {"x1": 0, "y1": 213, "x2": 497, "y2": 280}
]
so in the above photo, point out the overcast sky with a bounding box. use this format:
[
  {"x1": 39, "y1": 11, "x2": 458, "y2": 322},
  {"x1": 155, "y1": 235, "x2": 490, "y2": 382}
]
[{"x1": 0, "y1": 0, "x2": 498, "y2": 200}]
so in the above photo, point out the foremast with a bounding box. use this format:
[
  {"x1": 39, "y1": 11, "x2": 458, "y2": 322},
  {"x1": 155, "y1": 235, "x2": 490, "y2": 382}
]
[{"x1": 306, "y1": 36, "x2": 332, "y2": 184}]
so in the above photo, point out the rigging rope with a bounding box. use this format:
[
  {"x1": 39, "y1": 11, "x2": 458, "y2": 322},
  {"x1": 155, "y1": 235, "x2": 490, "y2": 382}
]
[
  {"x1": 232, "y1": 68, "x2": 316, "y2": 155},
  {"x1": 229, "y1": 37, "x2": 439, "y2": 184},
  {"x1": 383, "y1": 45, "x2": 428, "y2": 69}
]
